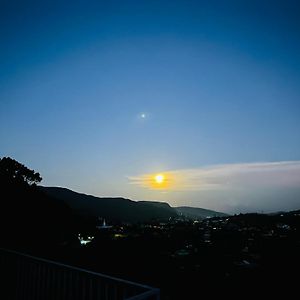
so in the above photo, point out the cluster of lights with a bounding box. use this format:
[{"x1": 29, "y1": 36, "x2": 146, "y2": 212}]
[{"x1": 78, "y1": 234, "x2": 94, "y2": 245}]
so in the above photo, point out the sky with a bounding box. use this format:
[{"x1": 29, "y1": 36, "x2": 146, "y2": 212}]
[{"x1": 1, "y1": 0, "x2": 300, "y2": 213}]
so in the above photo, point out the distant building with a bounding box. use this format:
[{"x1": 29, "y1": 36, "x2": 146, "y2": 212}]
[{"x1": 96, "y1": 217, "x2": 112, "y2": 230}]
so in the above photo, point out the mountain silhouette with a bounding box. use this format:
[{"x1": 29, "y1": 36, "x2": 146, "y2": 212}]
[
  {"x1": 40, "y1": 187, "x2": 177, "y2": 223},
  {"x1": 175, "y1": 206, "x2": 229, "y2": 219},
  {"x1": 40, "y1": 186, "x2": 227, "y2": 223}
]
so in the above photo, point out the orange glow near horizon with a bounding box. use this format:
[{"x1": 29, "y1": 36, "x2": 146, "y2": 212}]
[
  {"x1": 149, "y1": 173, "x2": 172, "y2": 190},
  {"x1": 129, "y1": 171, "x2": 180, "y2": 191}
]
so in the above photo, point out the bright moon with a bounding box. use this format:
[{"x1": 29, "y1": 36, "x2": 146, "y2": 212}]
[
  {"x1": 155, "y1": 174, "x2": 165, "y2": 184},
  {"x1": 141, "y1": 113, "x2": 146, "y2": 118}
]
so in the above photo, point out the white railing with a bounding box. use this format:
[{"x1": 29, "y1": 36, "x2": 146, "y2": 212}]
[{"x1": 0, "y1": 248, "x2": 160, "y2": 300}]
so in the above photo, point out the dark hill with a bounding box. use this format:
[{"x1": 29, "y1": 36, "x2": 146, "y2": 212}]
[
  {"x1": 40, "y1": 187, "x2": 178, "y2": 223},
  {"x1": 40, "y1": 187, "x2": 228, "y2": 223},
  {"x1": 175, "y1": 206, "x2": 229, "y2": 220},
  {"x1": 0, "y1": 184, "x2": 73, "y2": 248}
]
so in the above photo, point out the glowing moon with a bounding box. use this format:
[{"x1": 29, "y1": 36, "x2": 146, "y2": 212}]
[
  {"x1": 154, "y1": 174, "x2": 165, "y2": 184},
  {"x1": 129, "y1": 172, "x2": 173, "y2": 190}
]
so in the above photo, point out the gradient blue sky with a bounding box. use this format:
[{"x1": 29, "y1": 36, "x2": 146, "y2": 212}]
[{"x1": 1, "y1": 0, "x2": 300, "y2": 213}]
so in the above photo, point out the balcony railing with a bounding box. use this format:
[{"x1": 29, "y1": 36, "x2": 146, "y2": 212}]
[{"x1": 0, "y1": 248, "x2": 160, "y2": 300}]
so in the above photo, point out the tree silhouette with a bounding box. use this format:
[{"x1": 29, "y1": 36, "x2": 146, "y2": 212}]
[
  {"x1": 0, "y1": 157, "x2": 75, "y2": 249},
  {"x1": 0, "y1": 156, "x2": 42, "y2": 186}
]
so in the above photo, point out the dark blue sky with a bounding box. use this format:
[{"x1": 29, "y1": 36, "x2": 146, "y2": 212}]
[{"x1": 1, "y1": 0, "x2": 300, "y2": 212}]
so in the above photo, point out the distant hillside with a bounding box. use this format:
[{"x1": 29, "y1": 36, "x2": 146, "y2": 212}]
[
  {"x1": 175, "y1": 206, "x2": 229, "y2": 220},
  {"x1": 40, "y1": 187, "x2": 228, "y2": 223},
  {"x1": 40, "y1": 187, "x2": 178, "y2": 223},
  {"x1": 138, "y1": 200, "x2": 175, "y2": 212}
]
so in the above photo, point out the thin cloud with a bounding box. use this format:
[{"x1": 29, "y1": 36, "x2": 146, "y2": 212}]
[{"x1": 128, "y1": 161, "x2": 300, "y2": 191}]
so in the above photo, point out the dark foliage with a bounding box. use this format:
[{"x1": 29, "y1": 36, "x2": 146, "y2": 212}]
[
  {"x1": 0, "y1": 156, "x2": 42, "y2": 186},
  {"x1": 0, "y1": 157, "x2": 75, "y2": 251}
]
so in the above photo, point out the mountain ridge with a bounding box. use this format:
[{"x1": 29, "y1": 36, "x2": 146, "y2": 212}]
[
  {"x1": 39, "y1": 186, "x2": 177, "y2": 222},
  {"x1": 39, "y1": 186, "x2": 227, "y2": 222},
  {"x1": 175, "y1": 206, "x2": 229, "y2": 219}
]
